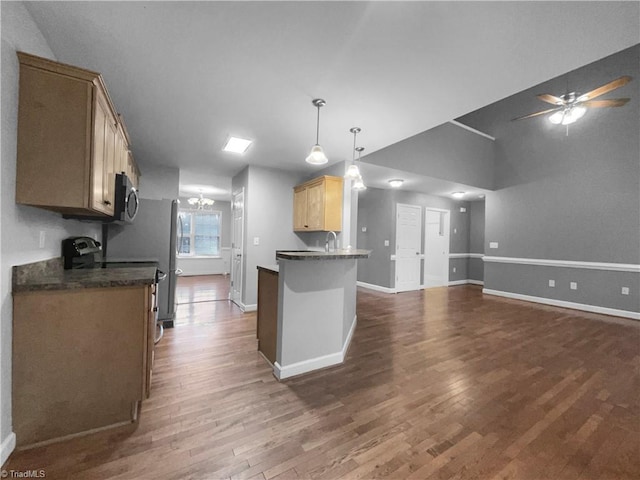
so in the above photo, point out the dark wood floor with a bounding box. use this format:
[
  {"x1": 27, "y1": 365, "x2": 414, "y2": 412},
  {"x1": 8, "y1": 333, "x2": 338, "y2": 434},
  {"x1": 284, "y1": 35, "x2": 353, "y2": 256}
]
[{"x1": 5, "y1": 285, "x2": 640, "y2": 479}]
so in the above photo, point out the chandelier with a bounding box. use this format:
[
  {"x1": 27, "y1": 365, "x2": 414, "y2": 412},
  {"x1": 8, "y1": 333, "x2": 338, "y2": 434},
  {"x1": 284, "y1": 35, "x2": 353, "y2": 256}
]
[{"x1": 188, "y1": 193, "x2": 215, "y2": 210}]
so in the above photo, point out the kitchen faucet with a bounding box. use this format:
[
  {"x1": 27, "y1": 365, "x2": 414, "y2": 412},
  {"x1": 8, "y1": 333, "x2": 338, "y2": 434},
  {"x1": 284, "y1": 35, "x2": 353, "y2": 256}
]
[{"x1": 325, "y1": 231, "x2": 337, "y2": 252}]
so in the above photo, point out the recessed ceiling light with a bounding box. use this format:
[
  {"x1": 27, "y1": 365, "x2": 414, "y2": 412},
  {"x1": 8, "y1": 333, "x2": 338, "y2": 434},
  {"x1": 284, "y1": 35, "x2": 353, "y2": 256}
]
[
  {"x1": 388, "y1": 179, "x2": 404, "y2": 188},
  {"x1": 223, "y1": 136, "x2": 252, "y2": 154},
  {"x1": 451, "y1": 191, "x2": 466, "y2": 199}
]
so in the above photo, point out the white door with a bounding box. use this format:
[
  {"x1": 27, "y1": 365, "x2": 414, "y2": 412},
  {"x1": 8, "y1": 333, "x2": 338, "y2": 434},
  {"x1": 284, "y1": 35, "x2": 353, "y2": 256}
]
[
  {"x1": 230, "y1": 189, "x2": 244, "y2": 305},
  {"x1": 424, "y1": 208, "x2": 450, "y2": 288},
  {"x1": 395, "y1": 203, "x2": 422, "y2": 292}
]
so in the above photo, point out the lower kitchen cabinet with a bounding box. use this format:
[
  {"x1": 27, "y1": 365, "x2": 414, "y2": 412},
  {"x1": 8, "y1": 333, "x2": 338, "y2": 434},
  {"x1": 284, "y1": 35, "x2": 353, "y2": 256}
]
[
  {"x1": 12, "y1": 284, "x2": 154, "y2": 447},
  {"x1": 257, "y1": 267, "x2": 278, "y2": 364}
]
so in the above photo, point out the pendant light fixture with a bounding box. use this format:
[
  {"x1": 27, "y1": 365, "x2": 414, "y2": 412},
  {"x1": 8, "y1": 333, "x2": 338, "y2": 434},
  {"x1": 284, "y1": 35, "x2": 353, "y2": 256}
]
[
  {"x1": 345, "y1": 127, "x2": 361, "y2": 179},
  {"x1": 305, "y1": 98, "x2": 329, "y2": 165},
  {"x1": 352, "y1": 147, "x2": 366, "y2": 191}
]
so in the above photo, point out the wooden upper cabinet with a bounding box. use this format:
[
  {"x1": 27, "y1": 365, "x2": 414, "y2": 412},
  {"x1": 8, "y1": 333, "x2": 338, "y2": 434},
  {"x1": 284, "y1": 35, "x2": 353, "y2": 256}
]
[
  {"x1": 15, "y1": 52, "x2": 139, "y2": 217},
  {"x1": 293, "y1": 175, "x2": 343, "y2": 232}
]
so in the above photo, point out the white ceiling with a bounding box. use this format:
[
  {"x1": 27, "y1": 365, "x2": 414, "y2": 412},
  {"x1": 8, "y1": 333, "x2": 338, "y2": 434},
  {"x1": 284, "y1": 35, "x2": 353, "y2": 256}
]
[{"x1": 24, "y1": 1, "x2": 640, "y2": 198}]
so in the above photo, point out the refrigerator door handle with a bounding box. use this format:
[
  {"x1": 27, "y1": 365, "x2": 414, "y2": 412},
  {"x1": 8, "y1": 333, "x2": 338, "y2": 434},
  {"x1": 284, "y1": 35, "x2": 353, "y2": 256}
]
[{"x1": 177, "y1": 214, "x2": 184, "y2": 255}]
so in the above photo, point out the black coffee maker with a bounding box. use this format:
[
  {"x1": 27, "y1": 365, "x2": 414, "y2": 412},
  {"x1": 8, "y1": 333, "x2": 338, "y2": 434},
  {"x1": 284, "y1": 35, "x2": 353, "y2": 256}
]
[{"x1": 62, "y1": 237, "x2": 103, "y2": 269}]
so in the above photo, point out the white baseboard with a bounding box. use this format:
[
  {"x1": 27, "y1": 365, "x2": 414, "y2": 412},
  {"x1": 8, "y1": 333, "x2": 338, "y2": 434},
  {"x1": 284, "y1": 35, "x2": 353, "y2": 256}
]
[
  {"x1": 274, "y1": 315, "x2": 357, "y2": 380},
  {"x1": 1, "y1": 432, "x2": 16, "y2": 466},
  {"x1": 483, "y1": 288, "x2": 640, "y2": 321},
  {"x1": 233, "y1": 300, "x2": 257, "y2": 313},
  {"x1": 356, "y1": 281, "x2": 396, "y2": 294},
  {"x1": 448, "y1": 279, "x2": 484, "y2": 286}
]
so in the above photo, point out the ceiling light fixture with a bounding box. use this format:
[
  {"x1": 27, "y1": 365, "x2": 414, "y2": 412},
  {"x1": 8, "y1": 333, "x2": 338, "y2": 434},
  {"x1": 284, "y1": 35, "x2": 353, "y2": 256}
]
[
  {"x1": 451, "y1": 191, "x2": 466, "y2": 199},
  {"x1": 388, "y1": 179, "x2": 404, "y2": 188},
  {"x1": 188, "y1": 192, "x2": 215, "y2": 210},
  {"x1": 305, "y1": 98, "x2": 328, "y2": 165},
  {"x1": 223, "y1": 136, "x2": 252, "y2": 154},
  {"x1": 352, "y1": 147, "x2": 367, "y2": 191},
  {"x1": 345, "y1": 127, "x2": 361, "y2": 180}
]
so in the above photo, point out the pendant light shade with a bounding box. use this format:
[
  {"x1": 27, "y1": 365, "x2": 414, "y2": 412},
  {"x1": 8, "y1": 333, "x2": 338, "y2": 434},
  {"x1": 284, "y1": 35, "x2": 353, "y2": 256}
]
[
  {"x1": 352, "y1": 146, "x2": 366, "y2": 190},
  {"x1": 305, "y1": 99, "x2": 328, "y2": 165},
  {"x1": 345, "y1": 127, "x2": 361, "y2": 180},
  {"x1": 353, "y1": 174, "x2": 366, "y2": 191}
]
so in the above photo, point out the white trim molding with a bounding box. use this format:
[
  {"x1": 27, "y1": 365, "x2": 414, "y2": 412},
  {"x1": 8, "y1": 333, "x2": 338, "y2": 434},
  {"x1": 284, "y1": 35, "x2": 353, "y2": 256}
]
[
  {"x1": 449, "y1": 279, "x2": 484, "y2": 286},
  {"x1": 483, "y1": 289, "x2": 640, "y2": 321},
  {"x1": 357, "y1": 281, "x2": 397, "y2": 294},
  {"x1": 448, "y1": 120, "x2": 496, "y2": 141},
  {"x1": 449, "y1": 253, "x2": 484, "y2": 259},
  {"x1": 483, "y1": 256, "x2": 640, "y2": 273},
  {"x1": 274, "y1": 316, "x2": 358, "y2": 380},
  {"x1": 1, "y1": 432, "x2": 16, "y2": 466},
  {"x1": 232, "y1": 300, "x2": 257, "y2": 313}
]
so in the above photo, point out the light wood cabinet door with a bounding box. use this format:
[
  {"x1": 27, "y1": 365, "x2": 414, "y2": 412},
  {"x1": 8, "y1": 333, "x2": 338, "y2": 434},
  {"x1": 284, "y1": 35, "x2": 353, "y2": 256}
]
[
  {"x1": 292, "y1": 176, "x2": 343, "y2": 232},
  {"x1": 90, "y1": 89, "x2": 115, "y2": 216},
  {"x1": 293, "y1": 187, "x2": 308, "y2": 230},
  {"x1": 306, "y1": 181, "x2": 325, "y2": 230}
]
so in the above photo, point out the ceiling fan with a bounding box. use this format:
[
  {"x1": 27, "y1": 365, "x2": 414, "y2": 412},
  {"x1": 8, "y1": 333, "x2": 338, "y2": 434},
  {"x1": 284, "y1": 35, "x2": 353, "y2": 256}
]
[{"x1": 512, "y1": 75, "x2": 632, "y2": 126}]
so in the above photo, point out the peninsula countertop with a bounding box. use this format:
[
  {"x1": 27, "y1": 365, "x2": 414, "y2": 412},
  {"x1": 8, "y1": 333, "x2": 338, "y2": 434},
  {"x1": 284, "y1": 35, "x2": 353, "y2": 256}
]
[
  {"x1": 13, "y1": 258, "x2": 156, "y2": 293},
  {"x1": 275, "y1": 249, "x2": 370, "y2": 261}
]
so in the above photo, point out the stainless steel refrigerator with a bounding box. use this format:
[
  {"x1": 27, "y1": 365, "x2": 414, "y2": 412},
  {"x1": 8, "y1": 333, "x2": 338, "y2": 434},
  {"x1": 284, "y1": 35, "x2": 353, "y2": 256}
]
[{"x1": 106, "y1": 198, "x2": 180, "y2": 325}]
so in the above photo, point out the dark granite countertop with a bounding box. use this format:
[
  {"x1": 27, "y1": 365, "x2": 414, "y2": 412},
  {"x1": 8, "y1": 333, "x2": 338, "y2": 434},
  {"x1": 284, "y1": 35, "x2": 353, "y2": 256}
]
[
  {"x1": 276, "y1": 249, "x2": 370, "y2": 261},
  {"x1": 257, "y1": 264, "x2": 279, "y2": 273},
  {"x1": 13, "y1": 258, "x2": 156, "y2": 293}
]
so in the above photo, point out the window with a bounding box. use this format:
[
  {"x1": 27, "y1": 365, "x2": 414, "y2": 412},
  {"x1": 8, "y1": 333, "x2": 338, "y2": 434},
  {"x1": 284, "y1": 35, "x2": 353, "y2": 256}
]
[{"x1": 178, "y1": 209, "x2": 221, "y2": 257}]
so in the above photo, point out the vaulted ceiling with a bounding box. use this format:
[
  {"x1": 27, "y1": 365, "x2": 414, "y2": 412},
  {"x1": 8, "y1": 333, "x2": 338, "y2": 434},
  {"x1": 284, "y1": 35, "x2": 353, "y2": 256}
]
[{"x1": 23, "y1": 1, "x2": 640, "y2": 197}]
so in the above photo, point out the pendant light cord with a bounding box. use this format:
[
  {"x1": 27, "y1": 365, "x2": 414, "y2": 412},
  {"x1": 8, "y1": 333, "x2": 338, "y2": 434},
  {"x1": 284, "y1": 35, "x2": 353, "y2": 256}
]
[
  {"x1": 316, "y1": 105, "x2": 321, "y2": 144},
  {"x1": 352, "y1": 130, "x2": 357, "y2": 162}
]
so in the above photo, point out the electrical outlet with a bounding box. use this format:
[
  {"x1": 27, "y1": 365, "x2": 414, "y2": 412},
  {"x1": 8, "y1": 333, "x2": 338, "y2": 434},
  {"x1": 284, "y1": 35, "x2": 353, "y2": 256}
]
[
  {"x1": 548, "y1": 279, "x2": 555, "y2": 287},
  {"x1": 489, "y1": 242, "x2": 499, "y2": 249},
  {"x1": 621, "y1": 287, "x2": 630, "y2": 295},
  {"x1": 361, "y1": 227, "x2": 367, "y2": 232},
  {"x1": 453, "y1": 267, "x2": 457, "y2": 273},
  {"x1": 459, "y1": 207, "x2": 466, "y2": 213},
  {"x1": 453, "y1": 228, "x2": 457, "y2": 234},
  {"x1": 570, "y1": 282, "x2": 577, "y2": 290},
  {"x1": 253, "y1": 236, "x2": 260, "y2": 246},
  {"x1": 384, "y1": 240, "x2": 389, "y2": 247}
]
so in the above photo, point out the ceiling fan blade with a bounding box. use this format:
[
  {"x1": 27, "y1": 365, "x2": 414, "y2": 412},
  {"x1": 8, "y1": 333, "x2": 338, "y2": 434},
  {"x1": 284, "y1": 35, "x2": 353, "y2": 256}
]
[
  {"x1": 577, "y1": 76, "x2": 632, "y2": 102},
  {"x1": 511, "y1": 107, "x2": 562, "y2": 121},
  {"x1": 537, "y1": 93, "x2": 565, "y2": 105},
  {"x1": 580, "y1": 98, "x2": 630, "y2": 108}
]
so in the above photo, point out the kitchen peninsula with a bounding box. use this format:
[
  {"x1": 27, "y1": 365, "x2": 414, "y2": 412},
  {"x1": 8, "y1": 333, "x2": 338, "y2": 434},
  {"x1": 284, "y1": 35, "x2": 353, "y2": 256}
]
[{"x1": 257, "y1": 249, "x2": 369, "y2": 380}]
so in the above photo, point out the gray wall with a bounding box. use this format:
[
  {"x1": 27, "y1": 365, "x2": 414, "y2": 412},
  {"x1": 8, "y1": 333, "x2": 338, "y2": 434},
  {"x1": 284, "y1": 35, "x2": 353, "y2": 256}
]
[
  {"x1": 356, "y1": 187, "x2": 476, "y2": 288},
  {"x1": 459, "y1": 45, "x2": 639, "y2": 313},
  {"x1": 137, "y1": 161, "x2": 180, "y2": 200},
  {"x1": 0, "y1": 2, "x2": 103, "y2": 456},
  {"x1": 233, "y1": 165, "x2": 308, "y2": 308},
  {"x1": 364, "y1": 122, "x2": 495, "y2": 189}
]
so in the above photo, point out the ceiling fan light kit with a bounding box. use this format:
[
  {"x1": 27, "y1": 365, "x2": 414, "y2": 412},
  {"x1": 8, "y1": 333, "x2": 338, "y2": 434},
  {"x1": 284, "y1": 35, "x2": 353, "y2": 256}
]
[
  {"x1": 305, "y1": 98, "x2": 329, "y2": 165},
  {"x1": 512, "y1": 75, "x2": 632, "y2": 128}
]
